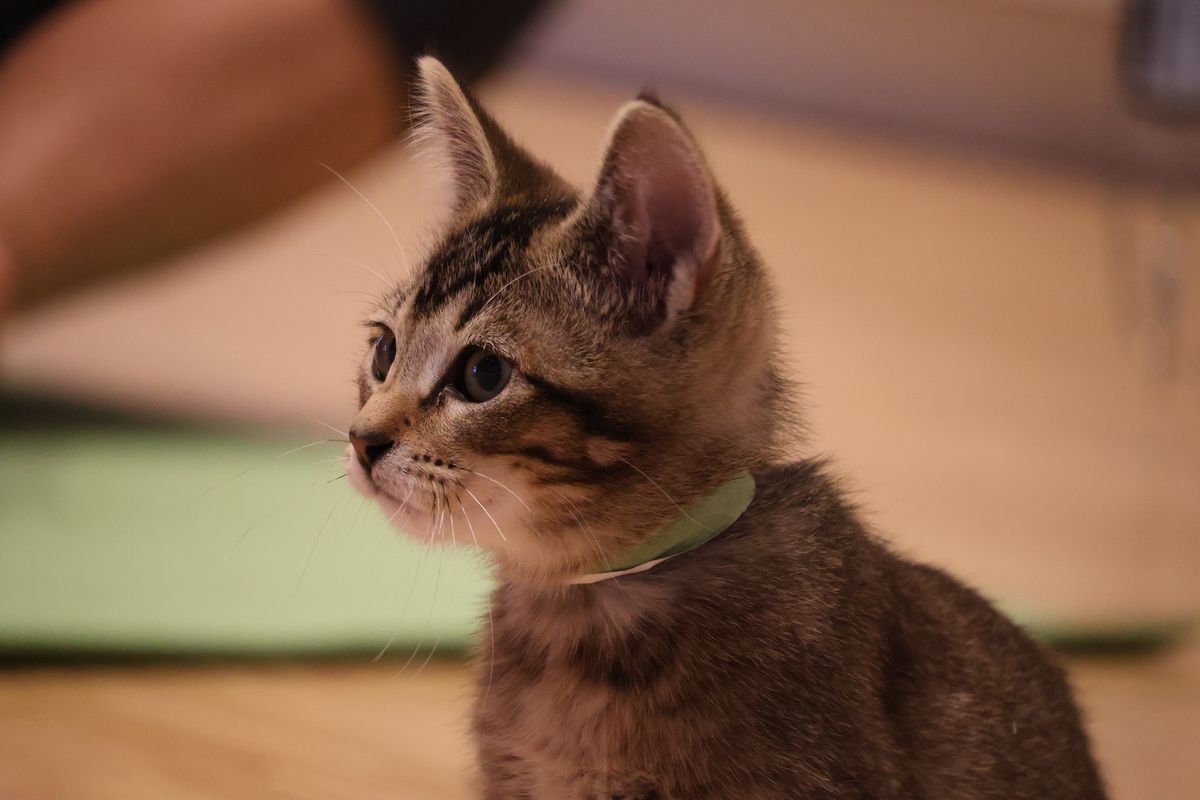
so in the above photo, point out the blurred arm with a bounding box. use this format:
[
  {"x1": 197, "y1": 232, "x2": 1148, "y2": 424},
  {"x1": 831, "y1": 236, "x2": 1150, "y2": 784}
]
[{"x1": 0, "y1": 0, "x2": 405, "y2": 312}]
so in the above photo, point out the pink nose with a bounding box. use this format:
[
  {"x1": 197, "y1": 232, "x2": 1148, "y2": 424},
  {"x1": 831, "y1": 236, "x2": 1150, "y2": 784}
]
[{"x1": 349, "y1": 430, "x2": 393, "y2": 468}]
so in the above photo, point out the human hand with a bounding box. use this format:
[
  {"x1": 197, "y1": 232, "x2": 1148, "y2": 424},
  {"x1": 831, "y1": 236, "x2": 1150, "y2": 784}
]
[
  {"x1": 0, "y1": 237, "x2": 10, "y2": 333},
  {"x1": 0, "y1": 0, "x2": 403, "y2": 313}
]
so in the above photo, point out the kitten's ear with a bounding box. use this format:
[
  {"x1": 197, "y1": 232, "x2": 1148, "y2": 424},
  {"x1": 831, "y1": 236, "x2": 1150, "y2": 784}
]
[
  {"x1": 585, "y1": 98, "x2": 721, "y2": 328},
  {"x1": 411, "y1": 56, "x2": 497, "y2": 211}
]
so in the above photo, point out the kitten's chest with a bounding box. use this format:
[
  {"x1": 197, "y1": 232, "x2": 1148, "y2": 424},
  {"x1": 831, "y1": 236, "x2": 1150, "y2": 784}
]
[
  {"x1": 481, "y1": 660, "x2": 678, "y2": 799},
  {"x1": 477, "y1": 585, "x2": 700, "y2": 797}
]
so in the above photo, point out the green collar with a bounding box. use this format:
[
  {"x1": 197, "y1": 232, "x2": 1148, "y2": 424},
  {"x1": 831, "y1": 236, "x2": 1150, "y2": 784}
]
[{"x1": 568, "y1": 471, "x2": 756, "y2": 584}]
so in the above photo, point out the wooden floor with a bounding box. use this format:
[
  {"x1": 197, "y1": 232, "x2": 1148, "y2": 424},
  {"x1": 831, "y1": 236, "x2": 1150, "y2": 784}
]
[{"x1": 0, "y1": 644, "x2": 1197, "y2": 799}]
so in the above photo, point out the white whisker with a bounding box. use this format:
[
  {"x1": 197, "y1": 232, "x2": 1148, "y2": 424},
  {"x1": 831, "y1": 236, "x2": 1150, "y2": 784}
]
[
  {"x1": 459, "y1": 491, "x2": 497, "y2": 705},
  {"x1": 413, "y1": 484, "x2": 453, "y2": 675},
  {"x1": 192, "y1": 439, "x2": 338, "y2": 503},
  {"x1": 296, "y1": 492, "x2": 346, "y2": 591},
  {"x1": 614, "y1": 454, "x2": 712, "y2": 531},
  {"x1": 318, "y1": 162, "x2": 409, "y2": 272},
  {"x1": 478, "y1": 265, "x2": 554, "y2": 313},
  {"x1": 460, "y1": 467, "x2": 531, "y2": 511},
  {"x1": 461, "y1": 484, "x2": 506, "y2": 542},
  {"x1": 374, "y1": 539, "x2": 427, "y2": 661},
  {"x1": 344, "y1": 495, "x2": 368, "y2": 541},
  {"x1": 374, "y1": 483, "x2": 432, "y2": 662},
  {"x1": 555, "y1": 491, "x2": 609, "y2": 572},
  {"x1": 385, "y1": 481, "x2": 419, "y2": 527},
  {"x1": 223, "y1": 474, "x2": 331, "y2": 560},
  {"x1": 309, "y1": 418, "x2": 350, "y2": 441},
  {"x1": 315, "y1": 250, "x2": 391, "y2": 285},
  {"x1": 408, "y1": 545, "x2": 449, "y2": 680},
  {"x1": 397, "y1": 492, "x2": 447, "y2": 676},
  {"x1": 315, "y1": 456, "x2": 351, "y2": 466},
  {"x1": 456, "y1": 495, "x2": 479, "y2": 554}
]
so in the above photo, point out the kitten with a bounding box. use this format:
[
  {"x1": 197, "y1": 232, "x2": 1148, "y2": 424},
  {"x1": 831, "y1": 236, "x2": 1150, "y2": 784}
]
[{"x1": 347, "y1": 57, "x2": 1106, "y2": 799}]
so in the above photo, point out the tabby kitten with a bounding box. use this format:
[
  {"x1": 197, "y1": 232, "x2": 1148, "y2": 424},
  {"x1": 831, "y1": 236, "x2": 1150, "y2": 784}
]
[{"x1": 347, "y1": 57, "x2": 1106, "y2": 799}]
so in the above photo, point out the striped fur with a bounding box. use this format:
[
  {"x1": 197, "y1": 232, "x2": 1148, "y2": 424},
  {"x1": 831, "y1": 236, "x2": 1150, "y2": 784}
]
[{"x1": 346, "y1": 59, "x2": 1105, "y2": 799}]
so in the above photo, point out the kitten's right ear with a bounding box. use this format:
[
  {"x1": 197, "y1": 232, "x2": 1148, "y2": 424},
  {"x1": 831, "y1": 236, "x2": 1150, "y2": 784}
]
[
  {"x1": 411, "y1": 56, "x2": 497, "y2": 212},
  {"x1": 582, "y1": 98, "x2": 722, "y2": 331}
]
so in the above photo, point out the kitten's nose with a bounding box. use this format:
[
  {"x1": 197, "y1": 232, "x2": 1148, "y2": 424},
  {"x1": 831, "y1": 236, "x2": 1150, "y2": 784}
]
[{"x1": 349, "y1": 429, "x2": 393, "y2": 469}]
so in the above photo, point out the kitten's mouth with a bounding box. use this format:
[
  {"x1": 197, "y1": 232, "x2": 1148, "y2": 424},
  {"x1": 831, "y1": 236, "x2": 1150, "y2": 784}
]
[
  {"x1": 346, "y1": 445, "x2": 526, "y2": 554},
  {"x1": 345, "y1": 446, "x2": 444, "y2": 519},
  {"x1": 347, "y1": 449, "x2": 382, "y2": 494}
]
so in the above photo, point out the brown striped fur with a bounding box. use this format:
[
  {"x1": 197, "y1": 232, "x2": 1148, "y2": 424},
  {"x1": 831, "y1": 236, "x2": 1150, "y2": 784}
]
[{"x1": 346, "y1": 58, "x2": 1105, "y2": 799}]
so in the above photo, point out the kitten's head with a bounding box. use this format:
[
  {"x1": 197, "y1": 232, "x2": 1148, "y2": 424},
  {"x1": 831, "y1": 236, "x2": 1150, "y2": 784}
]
[{"x1": 348, "y1": 58, "x2": 791, "y2": 584}]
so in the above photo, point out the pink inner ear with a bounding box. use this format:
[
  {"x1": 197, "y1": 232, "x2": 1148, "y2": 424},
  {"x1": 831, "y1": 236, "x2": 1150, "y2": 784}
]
[
  {"x1": 642, "y1": 155, "x2": 720, "y2": 296},
  {"x1": 606, "y1": 107, "x2": 721, "y2": 312}
]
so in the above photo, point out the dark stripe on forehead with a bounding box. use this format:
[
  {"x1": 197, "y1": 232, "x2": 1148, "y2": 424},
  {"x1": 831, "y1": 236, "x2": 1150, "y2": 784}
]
[
  {"x1": 390, "y1": 286, "x2": 409, "y2": 313},
  {"x1": 455, "y1": 287, "x2": 496, "y2": 332},
  {"x1": 524, "y1": 373, "x2": 639, "y2": 443},
  {"x1": 411, "y1": 200, "x2": 574, "y2": 321}
]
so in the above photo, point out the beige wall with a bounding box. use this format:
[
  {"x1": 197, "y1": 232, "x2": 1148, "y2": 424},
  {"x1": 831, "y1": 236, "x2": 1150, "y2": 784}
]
[{"x1": 522, "y1": 0, "x2": 1200, "y2": 182}]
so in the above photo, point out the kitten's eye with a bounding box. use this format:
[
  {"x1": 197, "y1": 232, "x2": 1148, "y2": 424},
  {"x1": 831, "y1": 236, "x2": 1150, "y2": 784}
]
[
  {"x1": 371, "y1": 328, "x2": 396, "y2": 382},
  {"x1": 458, "y1": 348, "x2": 512, "y2": 403}
]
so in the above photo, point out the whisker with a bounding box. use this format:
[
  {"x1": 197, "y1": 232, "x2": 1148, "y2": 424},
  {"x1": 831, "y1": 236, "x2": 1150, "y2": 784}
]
[
  {"x1": 191, "y1": 439, "x2": 339, "y2": 503},
  {"x1": 454, "y1": 492, "x2": 495, "y2": 703},
  {"x1": 315, "y1": 250, "x2": 391, "y2": 286},
  {"x1": 478, "y1": 265, "x2": 554, "y2": 313},
  {"x1": 613, "y1": 454, "x2": 713, "y2": 531},
  {"x1": 411, "y1": 486, "x2": 454, "y2": 679},
  {"x1": 446, "y1": 491, "x2": 458, "y2": 549},
  {"x1": 315, "y1": 456, "x2": 351, "y2": 466},
  {"x1": 374, "y1": 483, "x2": 430, "y2": 661},
  {"x1": 374, "y1": 545, "x2": 428, "y2": 662},
  {"x1": 460, "y1": 467, "x2": 531, "y2": 511},
  {"x1": 457, "y1": 491, "x2": 481, "y2": 555},
  {"x1": 461, "y1": 484, "x2": 506, "y2": 542},
  {"x1": 384, "y1": 481, "x2": 419, "y2": 527},
  {"x1": 555, "y1": 490, "x2": 610, "y2": 572},
  {"x1": 318, "y1": 162, "x2": 409, "y2": 273},
  {"x1": 296, "y1": 491, "x2": 346, "y2": 592},
  {"x1": 396, "y1": 493, "x2": 447, "y2": 676},
  {"x1": 407, "y1": 544, "x2": 449, "y2": 681},
  {"x1": 309, "y1": 418, "x2": 350, "y2": 440},
  {"x1": 222, "y1": 475, "x2": 332, "y2": 560},
  {"x1": 417, "y1": 490, "x2": 441, "y2": 542},
  {"x1": 325, "y1": 472, "x2": 348, "y2": 484},
  {"x1": 343, "y1": 495, "x2": 368, "y2": 545}
]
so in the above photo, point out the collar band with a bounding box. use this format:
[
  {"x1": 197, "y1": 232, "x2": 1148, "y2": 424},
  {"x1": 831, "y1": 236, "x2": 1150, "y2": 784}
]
[{"x1": 565, "y1": 471, "x2": 755, "y2": 585}]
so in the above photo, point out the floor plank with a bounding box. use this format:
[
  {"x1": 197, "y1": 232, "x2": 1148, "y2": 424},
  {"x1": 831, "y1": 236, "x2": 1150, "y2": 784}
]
[{"x1": 2, "y1": 645, "x2": 1197, "y2": 799}]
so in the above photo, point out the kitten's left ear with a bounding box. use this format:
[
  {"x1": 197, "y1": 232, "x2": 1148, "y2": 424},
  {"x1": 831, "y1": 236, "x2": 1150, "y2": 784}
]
[
  {"x1": 585, "y1": 98, "x2": 721, "y2": 329},
  {"x1": 411, "y1": 56, "x2": 497, "y2": 212}
]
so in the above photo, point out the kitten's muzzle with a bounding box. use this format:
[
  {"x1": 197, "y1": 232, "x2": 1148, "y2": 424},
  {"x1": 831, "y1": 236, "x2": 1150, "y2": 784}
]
[{"x1": 348, "y1": 428, "x2": 394, "y2": 469}]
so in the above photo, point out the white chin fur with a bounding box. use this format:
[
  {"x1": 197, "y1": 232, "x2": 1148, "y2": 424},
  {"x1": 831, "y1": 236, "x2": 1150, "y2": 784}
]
[
  {"x1": 345, "y1": 446, "x2": 533, "y2": 560},
  {"x1": 346, "y1": 446, "x2": 407, "y2": 525}
]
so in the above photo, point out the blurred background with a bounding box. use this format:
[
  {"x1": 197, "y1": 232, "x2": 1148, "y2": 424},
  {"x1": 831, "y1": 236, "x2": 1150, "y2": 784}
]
[{"x1": 1, "y1": 0, "x2": 1198, "y2": 797}]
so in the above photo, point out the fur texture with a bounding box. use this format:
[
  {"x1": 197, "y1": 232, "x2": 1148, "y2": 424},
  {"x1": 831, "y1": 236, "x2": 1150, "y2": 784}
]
[{"x1": 347, "y1": 58, "x2": 1106, "y2": 799}]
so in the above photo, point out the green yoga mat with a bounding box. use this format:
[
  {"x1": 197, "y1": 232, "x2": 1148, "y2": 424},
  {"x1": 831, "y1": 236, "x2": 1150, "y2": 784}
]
[
  {"x1": 1, "y1": 393, "x2": 1190, "y2": 660},
  {"x1": 0, "y1": 396, "x2": 493, "y2": 659}
]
